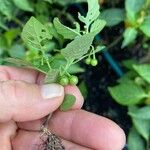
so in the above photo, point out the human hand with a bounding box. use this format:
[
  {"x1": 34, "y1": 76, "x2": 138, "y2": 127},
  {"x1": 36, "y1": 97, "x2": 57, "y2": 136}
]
[{"x1": 0, "y1": 66, "x2": 126, "y2": 150}]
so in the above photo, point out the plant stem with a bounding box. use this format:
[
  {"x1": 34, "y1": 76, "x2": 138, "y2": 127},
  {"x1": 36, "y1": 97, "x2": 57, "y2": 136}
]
[
  {"x1": 41, "y1": 49, "x2": 51, "y2": 69},
  {"x1": 12, "y1": 17, "x2": 24, "y2": 27},
  {"x1": 72, "y1": 46, "x2": 105, "y2": 64},
  {"x1": 61, "y1": 61, "x2": 73, "y2": 76},
  {"x1": 107, "y1": 35, "x2": 123, "y2": 50}
]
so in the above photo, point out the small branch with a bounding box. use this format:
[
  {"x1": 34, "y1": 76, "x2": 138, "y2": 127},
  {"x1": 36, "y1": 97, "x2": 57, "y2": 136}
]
[
  {"x1": 12, "y1": 17, "x2": 24, "y2": 27},
  {"x1": 107, "y1": 35, "x2": 123, "y2": 50}
]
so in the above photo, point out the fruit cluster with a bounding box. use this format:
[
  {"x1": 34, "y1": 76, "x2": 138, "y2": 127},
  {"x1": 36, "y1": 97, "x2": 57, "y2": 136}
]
[
  {"x1": 59, "y1": 75, "x2": 78, "y2": 86},
  {"x1": 85, "y1": 58, "x2": 98, "y2": 66}
]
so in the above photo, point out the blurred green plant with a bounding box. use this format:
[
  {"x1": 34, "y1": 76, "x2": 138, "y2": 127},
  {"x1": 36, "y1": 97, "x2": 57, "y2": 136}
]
[
  {"x1": 109, "y1": 60, "x2": 150, "y2": 150},
  {"x1": 100, "y1": 0, "x2": 150, "y2": 48}
]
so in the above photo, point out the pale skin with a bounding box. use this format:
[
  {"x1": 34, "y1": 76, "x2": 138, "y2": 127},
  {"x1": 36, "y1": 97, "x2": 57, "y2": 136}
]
[{"x1": 0, "y1": 66, "x2": 126, "y2": 150}]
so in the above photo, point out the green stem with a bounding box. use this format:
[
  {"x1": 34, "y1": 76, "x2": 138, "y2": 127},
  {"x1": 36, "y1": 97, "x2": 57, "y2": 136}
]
[
  {"x1": 41, "y1": 49, "x2": 51, "y2": 69},
  {"x1": 45, "y1": 57, "x2": 51, "y2": 69},
  {"x1": 72, "y1": 46, "x2": 105, "y2": 64},
  {"x1": 12, "y1": 17, "x2": 24, "y2": 27},
  {"x1": 72, "y1": 55, "x2": 88, "y2": 64},
  {"x1": 85, "y1": 24, "x2": 89, "y2": 34},
  {"x1": 91, "y1": 46, "x2": 96, "y2": 59},
  {"x1": 61, "y1": 60, "x2": 73, "y2": 76},
  {"x1": 107, "y1": 35, "x2": 123, "y2": 50}
]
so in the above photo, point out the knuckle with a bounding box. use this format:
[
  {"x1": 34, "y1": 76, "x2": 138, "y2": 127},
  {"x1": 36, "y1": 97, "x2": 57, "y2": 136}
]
[
  {"x1": 0, "y1": 81, "x2": 18, "y2": 121},
  {"x1": 0, "y1": 81, "x2": 17, "y2": 101},
  {"x1": 0, "y1": 80, "x2": 25, "y2": 103}
]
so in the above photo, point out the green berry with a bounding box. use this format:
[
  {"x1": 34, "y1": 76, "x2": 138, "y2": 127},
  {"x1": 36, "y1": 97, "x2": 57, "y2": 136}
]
[
  {"x1": 85, "y1": 58, "x2": 91, "y2": 65},
  {"x1": 91, "y1": 59, "x2": 98, "y2": 66},
  {"x1": 69, "y1": 75, "x2": 78, "y2": 85},
  {"x1": 59, "y1": 76, "x2": 69, "y2": 86}
]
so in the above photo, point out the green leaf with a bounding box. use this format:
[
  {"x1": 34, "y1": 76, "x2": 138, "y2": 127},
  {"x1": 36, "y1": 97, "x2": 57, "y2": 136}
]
[
  {"x1": 86, "y1": 0, "x2": 100, "y2": 23},
  {"x1": 0, "y1": 15, "x2": 8, "y2": 30},
  {"x1": 21, "y1": 16, "x2": 52, "y2": 51},
  {"x1": 78, "y1": 0, "x2": 100, "y2": 25},
  {"x1": 44, "y1": 0, "x2": 53, "y2": 4},
  {"x1": 9, "y1": 44, "x2": 25, "y2": 58},
  {"x1": 32, "y1": 59, "x2": 49, "y2": 73},
  {"x1": 53, "y1": 18, "x2": 80, "y2": 40},
  {"x1": 122, "y1": 27, "x2": 138, "y2": 48},
  {"x1": 125, "y1": 0, "x2": 145, "y2": 13},
  {"x1": 125, "y1": 0, "x2": 145, "y2": 22},
  {"x1": 132, "y1": 117, "x2": 150, "y2": 141},
  {"x1": 0, "y1": 59, "x2": 3, "y2": 65},
  {"x1": 60, "y1": 94, "x2": 76, "y2": 111},
  {"x1": 61, "y1": 33, "x2": 94, "y2": 61},
  {"x1": 4, "y1": 58, "x2": 47, "y2": 74},
  {"x1": 122, "y1": 59, "x2": 137, "y2": 70},
  {"x1": 0, "y1": 36, "x2": 7, "y2": 51},
  {"x1": 50, "y1": 55, "x2": 66, "y2": 69},
  {"x1": 129, "y1": 106, "x2": 150, "y2": 120},
  {"x1": 50, "y1": 55, "x2": 84, "y2": 74},
  {"x1": 44, "y1": 69, "x2": 59, "y2": 84},
  {"x1": 4, "y1": 58, "x2": 33, "y2": 68},
  {"x1": 140, "y1": 16, "x2": 150, "y2": 37},
  {"x1": 117, "y1": 76, "x2": 132, "y2": 84},
  {"x1": 128, "y1": 127, "x2": 145, "y2": 150},
  {"x1": 12, "y1": 0, "x2": 33, "y2": 12},
  {"x1": 79, "y1": 81, "x2": 88, "y2": 99},
  {"x1": 47, "y1": 23, "x2": 63, "y2": 42},
  {"x1": 90, "y1": 19, "x2": 106, "y2": 34},
  {"x1": 120, "y1": 73, "x2": 138, "y2": 84},
  {"x1": 0, "y1": 0, "x2": 15, "y2": 19},
  {"x1": 95, "y1": 45, "x2": 105, "y2": 53},
  {"x1": 68, "y1": 64, "x2": 84, "y2": 74},
  {"x1": 4, "y1": 28, "x2": 20, "y2": 46},
  {"x1": 100, "y1": 8, "x2": 125, "y2": 27},
  {"x1": 108, "y1": 81, "x2": 147, "y2": 105},
  {"x1": 129, "y1": 106, "x2": 150, "y2": 141},
  {"x1": 133, "y1": 64, "x2": 150, "y2": 84}
]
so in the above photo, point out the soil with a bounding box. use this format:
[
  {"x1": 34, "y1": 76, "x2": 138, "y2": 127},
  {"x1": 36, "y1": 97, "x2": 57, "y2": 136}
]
[{"x1": 39, "y1": 127, "x2": 65, "y2": 150}]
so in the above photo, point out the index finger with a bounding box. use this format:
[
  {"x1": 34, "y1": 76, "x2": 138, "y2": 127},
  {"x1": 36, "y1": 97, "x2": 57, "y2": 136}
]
[
  {"x1": 0, "y1": 66, "x2": 43, "y2": 84},
  {"x1": 48, "y1": 110, "x2": 126, "y2": 150}
]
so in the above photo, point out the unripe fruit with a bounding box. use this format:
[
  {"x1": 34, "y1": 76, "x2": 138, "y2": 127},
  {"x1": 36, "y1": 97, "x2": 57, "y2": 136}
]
[
  {"x1": 59, "y1": 76, "x2": 69, "y2": 86},
  {"x1": 91, "y1": 59, "x2": 98, "y2": 66},
  {"x1": 85, "y1": 58, "x2": 91, "y2": 65},
  {"x1": 69, "y1": 75, "x2": 78, "y2": 85}
]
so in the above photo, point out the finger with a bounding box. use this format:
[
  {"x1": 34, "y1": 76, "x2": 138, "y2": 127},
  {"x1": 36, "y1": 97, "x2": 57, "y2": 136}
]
[
  {"x1": 48, "y1": 110, "x2": 126, "y2": 150},
  {"x1": 0, "y1": 121, "x2": 17, "y2": 150},
  {"x1": 17, "y1": 110, "x2": 126, "y2": 150},
  {"x1": 0, "y1": 80, "x2": 64, "y2": 122},
  {"x1": 12, "y1": 130, "x2": 91, "y2": 150},
  {"x1": 18, "y1": 85, "x2": 84, "y2": 131},
  {"x1": 0, "y1": 66, "x2": 45, "y2": 84}
]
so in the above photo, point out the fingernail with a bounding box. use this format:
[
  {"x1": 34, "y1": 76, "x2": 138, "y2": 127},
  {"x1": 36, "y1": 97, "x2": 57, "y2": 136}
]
[{"x1": 41, "y1": 84, "x2": 64, "y2": 99}]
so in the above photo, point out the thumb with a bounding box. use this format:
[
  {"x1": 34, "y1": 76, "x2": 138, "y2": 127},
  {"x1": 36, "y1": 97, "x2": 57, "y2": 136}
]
[{"x1": 0, "y1": 80, "x2": 64, "y2": 122}]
